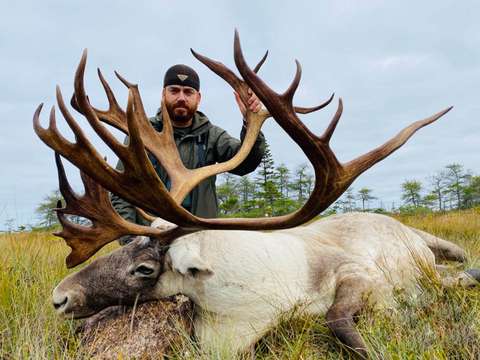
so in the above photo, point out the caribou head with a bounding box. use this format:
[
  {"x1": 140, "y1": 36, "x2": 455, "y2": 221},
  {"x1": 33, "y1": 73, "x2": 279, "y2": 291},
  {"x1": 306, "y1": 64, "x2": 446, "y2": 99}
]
[{"x1": 52, "y1": 235, "x2": 166, "y2": 318}]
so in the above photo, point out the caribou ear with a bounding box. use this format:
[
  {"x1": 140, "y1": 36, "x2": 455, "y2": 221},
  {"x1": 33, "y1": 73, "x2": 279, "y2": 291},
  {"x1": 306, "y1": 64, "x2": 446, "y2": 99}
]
[
  {"x1": 184, "y1": 255, "x2": 214, "y2": 281},
  {"x1": 168, "y1": 243, "x2": 214, "y2": 281}
]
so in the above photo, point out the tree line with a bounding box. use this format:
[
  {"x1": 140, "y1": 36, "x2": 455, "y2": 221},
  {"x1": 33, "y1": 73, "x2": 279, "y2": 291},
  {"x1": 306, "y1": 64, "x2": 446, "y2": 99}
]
[
  {"x1": 17, "y1": 142, "x2": 478, "y2": 232},
  {"x1": 396, "y1": 163, "x2": 480, "y2": 214},
  {"x1": 217, "y1": 142, "x2": 315, "y2": 218},
  {"x1": 216, "y1": 143, "x2": 479, "y2": 217},
  {"x1": 327, "y1": 163, "x2": 479, "y2": 215}
]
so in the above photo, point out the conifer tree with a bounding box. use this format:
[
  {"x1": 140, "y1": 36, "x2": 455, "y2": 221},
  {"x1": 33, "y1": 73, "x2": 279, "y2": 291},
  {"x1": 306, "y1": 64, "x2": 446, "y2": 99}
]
[
  {"x1": 255, "y1": 141, "x2": 281, "y2": 216},
  {"x1": 401, "y1": 180, "x2": 423, "y2": 209},
  {"x1": 444, "y1": 163, "x2": 471, "y2": 210},
  {"x1": 290, "y1": 163, "x2": 313, "y2": 205},
  {"x1": 357, "y1": 188, "x2": 377, "y2": 211}
]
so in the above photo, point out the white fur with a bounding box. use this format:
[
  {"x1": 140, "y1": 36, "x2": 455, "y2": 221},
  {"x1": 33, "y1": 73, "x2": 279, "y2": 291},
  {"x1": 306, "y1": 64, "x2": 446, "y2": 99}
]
[{"x1": 155, "y1": 212, "x2": 439, "y2": 351}]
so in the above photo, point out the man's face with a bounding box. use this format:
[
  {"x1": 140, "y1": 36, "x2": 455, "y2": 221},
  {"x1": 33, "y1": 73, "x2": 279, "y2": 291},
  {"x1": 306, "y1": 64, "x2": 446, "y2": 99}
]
[{"x1": 162, "y1": 85, "x2": 201, "y2": 126}]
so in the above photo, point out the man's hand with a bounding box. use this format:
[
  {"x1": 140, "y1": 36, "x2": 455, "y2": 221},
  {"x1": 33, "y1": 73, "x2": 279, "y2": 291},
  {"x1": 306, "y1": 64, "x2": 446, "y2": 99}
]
[{"x1": 234, "y1": 88, "x2": 262, "y2": 117}]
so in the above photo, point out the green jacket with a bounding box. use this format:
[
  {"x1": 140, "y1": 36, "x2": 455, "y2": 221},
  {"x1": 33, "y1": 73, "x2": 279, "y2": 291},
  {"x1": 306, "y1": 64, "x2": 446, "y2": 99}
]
[{"x1": 110, "y1": 108, "x2": 265, "y2": 226}]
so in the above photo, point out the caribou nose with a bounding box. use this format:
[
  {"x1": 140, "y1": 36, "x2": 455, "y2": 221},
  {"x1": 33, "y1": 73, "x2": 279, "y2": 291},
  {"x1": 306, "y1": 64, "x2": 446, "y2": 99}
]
[
  {"x1": 52, "y1": 283, "x2": 71, "y2": 312},
  {"x1": 53, "y1": 295, "x2": 68, "y2": 310}
]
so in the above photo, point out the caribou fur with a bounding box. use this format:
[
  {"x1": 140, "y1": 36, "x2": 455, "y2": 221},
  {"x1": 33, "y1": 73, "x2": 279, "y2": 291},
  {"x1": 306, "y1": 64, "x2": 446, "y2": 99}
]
[{"x1": 53, "y1": 212, "x2": 478, "y2": 358}]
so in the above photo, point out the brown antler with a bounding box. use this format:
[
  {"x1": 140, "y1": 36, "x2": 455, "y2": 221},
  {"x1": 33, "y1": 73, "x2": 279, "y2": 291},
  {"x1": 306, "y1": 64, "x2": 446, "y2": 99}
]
[
  {"x1": 66, "y1": 50, "x2": 270, "y2": 206},
  {"x1": 197, "y1": 30, "x2": 452, "y2": 226},
  {"x1": 34, "y1": 29, "x2": 452, "y2": 267},
  {"x1": 69, "y1": 50, "x2": 333, "y2": 199},
  {"x1": 52, "y1": 152, "x2": 193, "y2": 268}
]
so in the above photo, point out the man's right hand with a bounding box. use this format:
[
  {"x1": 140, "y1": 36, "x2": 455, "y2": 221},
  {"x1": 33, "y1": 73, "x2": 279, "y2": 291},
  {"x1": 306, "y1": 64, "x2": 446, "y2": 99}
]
[{"x1": 234, "y1": 88, "x2": 262, "y2": 118}]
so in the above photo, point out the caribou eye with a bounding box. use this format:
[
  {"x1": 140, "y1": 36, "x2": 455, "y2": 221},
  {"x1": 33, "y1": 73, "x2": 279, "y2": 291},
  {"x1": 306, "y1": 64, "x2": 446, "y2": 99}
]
[{"x1": 136, "y1": 265, "x2": 154, "y2": 275}]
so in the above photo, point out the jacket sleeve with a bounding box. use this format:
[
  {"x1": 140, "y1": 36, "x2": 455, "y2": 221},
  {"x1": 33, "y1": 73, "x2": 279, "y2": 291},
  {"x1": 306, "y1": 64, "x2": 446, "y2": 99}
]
[{"x1": 214, "y1": 124, "x2": 266, "y2": 176}]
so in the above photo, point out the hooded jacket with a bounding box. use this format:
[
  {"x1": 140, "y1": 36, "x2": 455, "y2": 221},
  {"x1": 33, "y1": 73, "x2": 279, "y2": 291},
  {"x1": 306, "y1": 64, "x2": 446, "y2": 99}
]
[{"x1": 110, "y1": 108, "x2": 265, "y2": 226}]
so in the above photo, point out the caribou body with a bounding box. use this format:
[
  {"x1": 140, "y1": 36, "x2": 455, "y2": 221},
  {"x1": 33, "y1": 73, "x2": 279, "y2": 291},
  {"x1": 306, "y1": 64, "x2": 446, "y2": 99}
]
[{"x1": 52, "y1": 212, "x2": 478, "y2": 357}]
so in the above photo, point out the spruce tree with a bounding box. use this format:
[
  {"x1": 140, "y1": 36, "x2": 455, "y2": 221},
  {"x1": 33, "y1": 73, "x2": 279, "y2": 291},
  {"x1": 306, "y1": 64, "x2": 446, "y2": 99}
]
[{"x1": 255, "y1": 141, "x2": 281, "y2": 216}]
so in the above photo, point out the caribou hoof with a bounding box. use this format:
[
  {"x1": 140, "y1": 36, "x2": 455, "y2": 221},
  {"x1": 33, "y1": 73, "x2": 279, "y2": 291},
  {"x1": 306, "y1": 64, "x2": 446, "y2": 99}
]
[{"x1": 465, "y1": 268, "x2": 480, "y2": 283}]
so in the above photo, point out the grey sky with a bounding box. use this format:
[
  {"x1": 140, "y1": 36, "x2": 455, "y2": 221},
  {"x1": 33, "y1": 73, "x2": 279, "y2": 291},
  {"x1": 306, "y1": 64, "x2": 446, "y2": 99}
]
[{"x1": 1, "y1": 0, "x2": 479, "y2": 229}]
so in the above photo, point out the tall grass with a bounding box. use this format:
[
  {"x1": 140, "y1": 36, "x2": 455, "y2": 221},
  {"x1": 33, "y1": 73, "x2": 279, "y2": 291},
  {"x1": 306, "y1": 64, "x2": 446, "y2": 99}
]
[
  {"x1": 0, "y1": 232, "x2": 117, "y2": 359},
  {"x1": 1, "y1": 211, "x2": 479, "y2": 359}
]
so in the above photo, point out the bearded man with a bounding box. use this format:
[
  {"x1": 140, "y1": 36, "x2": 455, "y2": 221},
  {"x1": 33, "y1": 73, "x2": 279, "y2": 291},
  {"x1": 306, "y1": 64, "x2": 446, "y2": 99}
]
[{"x1": 111, "y1": 64, "x2": 266, "y2": 245}]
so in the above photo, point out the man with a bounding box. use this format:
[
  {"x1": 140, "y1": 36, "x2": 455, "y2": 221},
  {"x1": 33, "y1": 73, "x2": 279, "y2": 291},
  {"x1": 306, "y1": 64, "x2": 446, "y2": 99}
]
[{"x1": 111, "y1": 64, "x2": 266, "y2": 245}]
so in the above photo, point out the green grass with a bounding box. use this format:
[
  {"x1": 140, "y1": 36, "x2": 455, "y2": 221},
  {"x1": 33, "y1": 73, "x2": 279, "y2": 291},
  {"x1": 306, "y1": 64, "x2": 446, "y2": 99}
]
[{"x1": 1, "y1": 210, "x2": 479, "y2": 359}]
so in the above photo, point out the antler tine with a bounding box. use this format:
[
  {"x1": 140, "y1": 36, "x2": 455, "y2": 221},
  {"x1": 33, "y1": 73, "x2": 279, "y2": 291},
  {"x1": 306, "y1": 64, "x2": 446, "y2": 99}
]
[
  {"x1": 321, "y1": 98, "x2": 344, "y2": 144},
  {"x1": 232, "y1": 30, "x2": 320, "y2": 159},
  {"x1": 345, "y1": 106, "x2": 453, "y2": 178},
  {"x1": 34, "y1": 104, "x2": 73, "y2": 154},
  {"x1": 72, "y1": 50, "x2": 136, "y2": 153},
  {"x1": 190, "y1": 48, "x2": 270, "y2": 130},
  {"x1": 96, "y1": 68, "x2": 127, "y2": 130},
  {"x1": 191, "y1": 48, "x2": 268, "y2": 104},
  {"x1": 53, "y1": 153, "x2": 166, "y2": 268},
  {"x1": 253, "y1": 50, "x2": 268, "y2": 73},
  {"x1": 70, "y1": 69, "x2": 127, "y2": 134},
  {"x1": 294, "y1": 93, "x2": 335, "y2": 114}
]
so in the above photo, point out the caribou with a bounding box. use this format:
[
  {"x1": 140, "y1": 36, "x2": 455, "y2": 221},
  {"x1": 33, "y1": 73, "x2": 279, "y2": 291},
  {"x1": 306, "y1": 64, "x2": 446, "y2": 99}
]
[{"x1": 34, "y1": 31, "x2": 479, "y2": 359}]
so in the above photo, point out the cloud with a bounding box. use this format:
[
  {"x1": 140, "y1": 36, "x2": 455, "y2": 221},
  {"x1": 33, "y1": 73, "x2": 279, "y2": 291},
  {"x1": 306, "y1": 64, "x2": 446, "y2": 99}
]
[{"x1": 1, "y1": 0, "x2": 479, "y2": 229}]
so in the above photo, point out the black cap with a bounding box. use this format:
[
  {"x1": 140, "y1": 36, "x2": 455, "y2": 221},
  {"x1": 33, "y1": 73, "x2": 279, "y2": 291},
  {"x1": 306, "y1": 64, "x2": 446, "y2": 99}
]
[{"x1": 163, "y1": 64, "x2": 200, "y2": 91}]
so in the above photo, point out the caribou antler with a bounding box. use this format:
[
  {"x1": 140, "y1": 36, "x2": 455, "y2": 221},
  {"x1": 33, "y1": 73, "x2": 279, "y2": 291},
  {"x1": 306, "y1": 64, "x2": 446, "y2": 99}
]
[
  {"x1": 53, "y1": 152, "x2": 193, "y2": 268},
  {"x1": 34, "y1": 29, "x2": 452, "y2": 267},
  {"x1": 68, "y1": 49, "x2": 333, "y2": 205}
]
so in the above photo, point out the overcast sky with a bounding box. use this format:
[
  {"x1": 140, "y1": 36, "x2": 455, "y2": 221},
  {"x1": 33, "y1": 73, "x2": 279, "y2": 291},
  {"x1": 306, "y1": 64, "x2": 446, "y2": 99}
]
[{"x1": 1, "y1": 0, "x2": 479, "y2": 229}]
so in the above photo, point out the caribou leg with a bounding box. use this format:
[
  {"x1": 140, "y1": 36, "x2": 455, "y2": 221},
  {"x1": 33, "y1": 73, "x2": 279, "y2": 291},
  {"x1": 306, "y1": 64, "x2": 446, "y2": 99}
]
[
  {"x1": 326, "y1": 276, "x2": 374, "y2": 360},
  {"x1": 408, "y1": 227, "x2": 465, "y2": 262}
]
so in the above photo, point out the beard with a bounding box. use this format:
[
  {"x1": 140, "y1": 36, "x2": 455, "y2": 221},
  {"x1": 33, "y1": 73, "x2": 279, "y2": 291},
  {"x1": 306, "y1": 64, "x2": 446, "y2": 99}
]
[{"x1": 165, "y1": 101, "x2": 197, "y2": 124}]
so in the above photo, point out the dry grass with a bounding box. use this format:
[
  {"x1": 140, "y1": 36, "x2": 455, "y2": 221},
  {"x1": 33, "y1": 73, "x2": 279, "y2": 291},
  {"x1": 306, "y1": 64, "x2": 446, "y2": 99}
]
[{"x1": 0, "y1": 231, "x2": 118, "y2": 359}]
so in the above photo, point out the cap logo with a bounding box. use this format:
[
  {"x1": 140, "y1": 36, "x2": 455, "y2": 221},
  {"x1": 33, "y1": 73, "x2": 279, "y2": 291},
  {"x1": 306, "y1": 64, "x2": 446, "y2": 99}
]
[{"x1": 177, "y1": 74, "x2": 188, "y2": 82}]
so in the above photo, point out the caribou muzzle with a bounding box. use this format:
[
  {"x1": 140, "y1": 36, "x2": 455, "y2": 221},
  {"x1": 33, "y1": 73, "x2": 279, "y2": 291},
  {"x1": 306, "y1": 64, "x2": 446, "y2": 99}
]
[{"x1": 52, "y1": 280, "x2": 91, "y2": 318}]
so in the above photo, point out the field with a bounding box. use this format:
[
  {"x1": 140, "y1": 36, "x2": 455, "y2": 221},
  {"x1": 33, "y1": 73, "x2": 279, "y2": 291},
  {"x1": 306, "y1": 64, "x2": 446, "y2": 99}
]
[{"x1": 1, "y1": 210, "x2": 480, "y2": 359}]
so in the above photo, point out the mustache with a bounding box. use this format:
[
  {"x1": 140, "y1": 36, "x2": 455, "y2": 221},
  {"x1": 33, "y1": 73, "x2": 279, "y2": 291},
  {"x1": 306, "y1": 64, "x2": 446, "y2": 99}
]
[{"x1": 173, "y1": 102, "x2": 189, "y2": 109}]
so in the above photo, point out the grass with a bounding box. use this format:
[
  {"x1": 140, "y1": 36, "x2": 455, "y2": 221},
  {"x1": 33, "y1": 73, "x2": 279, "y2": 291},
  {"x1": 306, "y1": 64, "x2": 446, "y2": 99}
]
[
  {"x1": 0, "y1": 232, "x2": 118, "y2": 359},
  {"x1": 1, "y1": 210, "x2": 479, "y2": 359}
]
